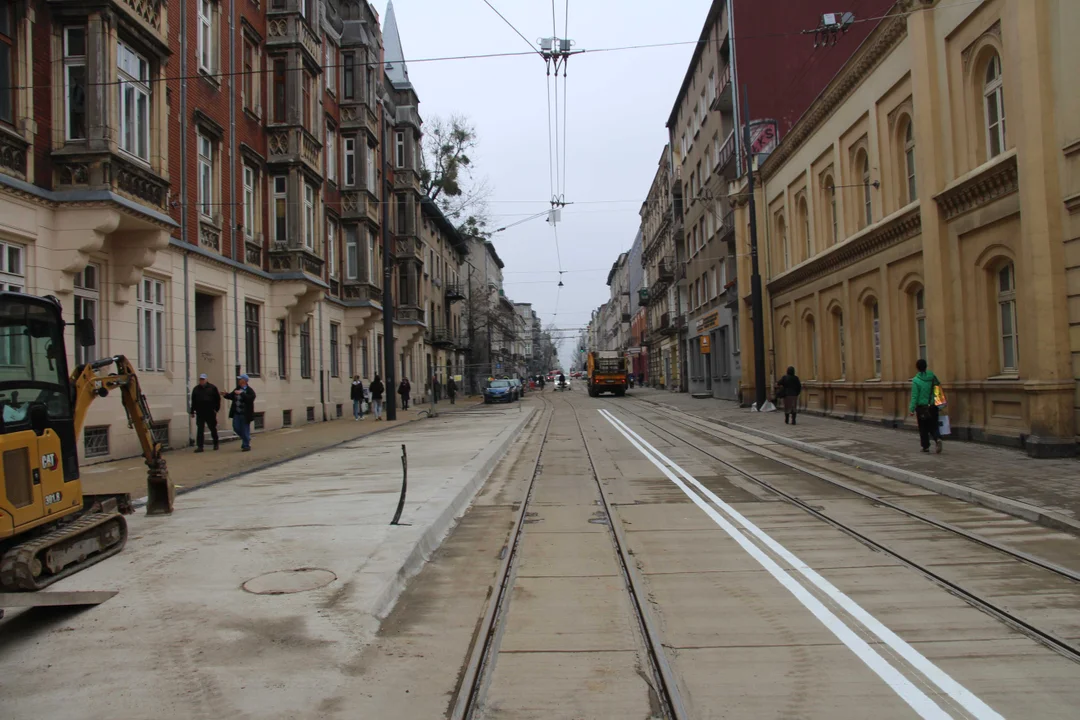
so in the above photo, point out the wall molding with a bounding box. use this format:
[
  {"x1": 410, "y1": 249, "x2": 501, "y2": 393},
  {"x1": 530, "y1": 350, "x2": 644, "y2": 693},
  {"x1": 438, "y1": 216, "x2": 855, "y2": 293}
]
[{"x1": 933, "y1": 150, "x2": 1018, "y2": 220}]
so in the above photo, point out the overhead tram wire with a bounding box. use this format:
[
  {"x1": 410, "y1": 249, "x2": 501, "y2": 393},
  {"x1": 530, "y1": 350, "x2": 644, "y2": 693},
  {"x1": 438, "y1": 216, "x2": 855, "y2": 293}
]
[{"x1": 481, "y1": 0, "x2": 545, "y2": 57}]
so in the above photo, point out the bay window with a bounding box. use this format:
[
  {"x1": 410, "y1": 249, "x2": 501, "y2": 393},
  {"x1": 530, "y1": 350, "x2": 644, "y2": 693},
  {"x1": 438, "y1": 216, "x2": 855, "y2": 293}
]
[
  {"x1": 327, "y1": 220, "x2": 337, "y2": 278},
  {"x1": 345, "y1": 226, "x2": 359, "y2": 279},
  {"x1": 326, "y1": 124, "x2": 337, "y2": 183},
  {"x1": 273, "y1": 176, "x2": 287, "y2": 243},
  {"x1": 64, "y1": 28, "x2": 87, "y2": 140},
  {"x1": 344, "y1": 137, "x2": 355, "y2": 186},
  {"x1": 118, "y1": 42, "x2": 151, "y2": 162},
  {"x1": 304, "y1": 183, "x2": 315, "y2": 251}
]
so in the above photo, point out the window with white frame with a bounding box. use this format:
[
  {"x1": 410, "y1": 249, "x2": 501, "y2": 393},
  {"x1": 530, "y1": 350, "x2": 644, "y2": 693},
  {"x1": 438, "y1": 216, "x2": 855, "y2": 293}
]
[
  {"x1": 825, "y1": 177, "x2": 838, "y2": 245},
  {"x1": 299, "y1": 318, "x2": 312, "y2": 378},
  {"x1": 342, "y1": 53, "x2": 354, "y2": 99},
  {"x1": 277, "y1": 318, "x2": 287, "y2": 379},
  {"x1": 366, "y1": 143, "x2": 376, "y2": 190},
  {"x1": 915, "y1": 288, "x2": 927, "y2": 362},
  {"x1": 64, "y1": 27, "x2": 87, "y2": 140},
  {"x1": 242, "y1": 37, "x2": 258, "y2": 113},
  {"x1": 273, "y1": 176, "x2": 287, "y2": 243},
  {"x1": 984, "y1": 53, "x2": 1006, "y2": 160},
  {"x1": 243, "y1": 165, "x2": 256, "y2": 239},
  {"x1": 304, "y1": 183, "x2": 316, "y2": 251},
  {"x1": 330, "y1": 323, "x2": 340, "y2": 377},
  {"x1": 118, "y1": 41, "x2": 150, "y2": 162},
  {"x1": 345, "y1": 226, "x2": 358, "y2": 279},
  {"x1": 997, "y1": 262, "x2": 1018, "y2": 373},
  {"x1": 326, "y1": 124, "x2": 336, "y2": 183},
  {"x1": 367, "y1": 228, "x2": 376, "y2": 283},
  {"x1": 343, "y1": 137, "x2": 355, "y2": 186},
  {"x1": 74, "y1": 264, "x2": 99, "y2": 366},
  {"x1": 0, "y1": 240, "x2": 23, "y2": 291},
  {"x1": 244, "y1": 302, "x2": 261, "y2": 377},
  {"x1": 325, "y1": 41, "x2": 336, "y2": 94},
  {"x1": 707, "y1": 71, "x2": 715, "y2": 106},
  {"x1": 326, "y1": 219, "x2": 337, "y2": 278},
  {"x1": 197, "y1": 0, "x2": 216, "y2": 73},
  {"x1": 137, "y1": 277, "x2": 166, "y2": 372},
  {"x1": 904, "y1": 120, "x2": 917, "y2": 204},
  {"x1": 197, "y1": 133, "x2": 214, "y2": 218},
  {"x1": 860, "y1": 152, "x2": 872, "y2": 228},
  {"x1": 835, "y1": 309, "x2": 846, "y2": 379},
  {"x1": 778, "y1": 215, "x2": 789, "y2": 270},
  {"x1": 395, "y1": 131, "x2": 405, "y2": 168}
]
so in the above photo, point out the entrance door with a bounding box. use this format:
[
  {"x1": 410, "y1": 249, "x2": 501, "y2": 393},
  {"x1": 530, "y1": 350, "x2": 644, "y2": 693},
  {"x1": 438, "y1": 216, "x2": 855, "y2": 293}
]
[
  {"x1": 664, "y1": 351, "x2": 671, "y2": 390},
  {"x1": 194, "y1": 292, "x2": 224, "y2": 391}
]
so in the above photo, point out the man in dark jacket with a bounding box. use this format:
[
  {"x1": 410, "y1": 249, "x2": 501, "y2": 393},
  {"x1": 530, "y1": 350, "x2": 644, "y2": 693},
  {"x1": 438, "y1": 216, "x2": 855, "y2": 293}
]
[
  {"x1": 776, "y1": 367, "x2": 802, "y2": 425},
  {"x1": 351, "y1": 376, "x2": 365, "y2": 420},
  {"x1": 190, "y1": 373, "x2": 221, "y2": 452},
  {"x1": 447, "y1": 376, "x2": 457, "y2": 404},
  {"x1": 369, "y1": 375, "x2": 385, "y2": 420},
  {"x1": 224, "y1": 374, "x2": 257, "y2": 451}
]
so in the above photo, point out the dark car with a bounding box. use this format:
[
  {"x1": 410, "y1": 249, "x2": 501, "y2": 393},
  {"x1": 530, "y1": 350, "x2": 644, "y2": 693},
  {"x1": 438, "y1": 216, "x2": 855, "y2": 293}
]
[{"x1": 484, "y1": 379, "x2": 514, "y2": 404}]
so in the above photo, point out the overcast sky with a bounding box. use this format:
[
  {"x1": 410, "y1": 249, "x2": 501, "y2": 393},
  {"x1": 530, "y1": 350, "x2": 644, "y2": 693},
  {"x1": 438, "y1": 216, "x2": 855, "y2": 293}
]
[{"x1": 385, "y1": 0, "x2": 711, "y2": 370}]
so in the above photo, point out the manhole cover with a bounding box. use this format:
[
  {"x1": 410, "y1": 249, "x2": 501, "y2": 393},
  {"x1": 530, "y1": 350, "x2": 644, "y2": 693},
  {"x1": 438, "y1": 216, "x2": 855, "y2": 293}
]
[{"x1": 242, "y1": 568, "x2": 337, "y2": 595}]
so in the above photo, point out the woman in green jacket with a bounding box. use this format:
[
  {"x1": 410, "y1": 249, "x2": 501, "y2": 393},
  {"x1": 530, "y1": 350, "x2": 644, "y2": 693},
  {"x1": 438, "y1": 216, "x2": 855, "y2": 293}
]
[{"x1": 909, "y1": 358, "x2": 942, "y2": 454}]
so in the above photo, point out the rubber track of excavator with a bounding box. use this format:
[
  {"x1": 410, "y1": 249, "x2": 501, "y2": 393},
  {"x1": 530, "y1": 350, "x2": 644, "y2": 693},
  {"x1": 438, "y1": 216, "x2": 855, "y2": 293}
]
[{"x1": 0, "y1": 511, "x2": 128, "y2": 591}]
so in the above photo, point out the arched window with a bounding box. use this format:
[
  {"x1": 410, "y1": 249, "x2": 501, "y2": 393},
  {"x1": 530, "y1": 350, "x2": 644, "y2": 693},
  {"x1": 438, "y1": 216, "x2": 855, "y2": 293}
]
[
  {"x1": 904, "y1": 120, "x2": 917, "y2": 204},
  {"x1": 777, "y1": 214, "x2": 789, "y2": 271},
  {"x1": 835, "y1": 308, "x2": 846, "y2": 378},
  {"x1": 859, "y1": 151, "x2": 872, "y2": 228},
  {"x1": 870, "y1": 301, "x2": 882, "y2": 379},
  {"x1": 799, "y1": 196, "x2": 811, "y2": 259},
  {"x1": 997, "y1": 262, "x2": 1018, "y2": 373},
  {"x1": 824, "y1": 176, "x2": 838, "y2": 245},
  {"x1": 914, "y1": 288, "x2": 927, "y2": 362},
  {"x1": 804, "y1": 315, "x2": 818, "y2": 379},
  {"x1": 984, "y1": 53, "x2": 1006, "y2": 159}
]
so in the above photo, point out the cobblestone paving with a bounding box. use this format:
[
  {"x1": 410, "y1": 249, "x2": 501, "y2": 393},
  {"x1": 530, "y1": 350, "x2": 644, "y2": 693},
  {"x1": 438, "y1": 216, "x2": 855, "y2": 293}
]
[{"x1": 630, "y1": 387, "x2": 1080, "y2": 521}]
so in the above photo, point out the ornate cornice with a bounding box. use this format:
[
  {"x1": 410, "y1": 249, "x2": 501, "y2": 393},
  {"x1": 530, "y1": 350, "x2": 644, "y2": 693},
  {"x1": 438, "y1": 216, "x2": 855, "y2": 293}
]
[
  {"x1": 933, "y1": 151, "x2": 1018, "y2": 220},
  {"x1": 761, "y1": 10, "x2": 910, "y2": 180},
  {"x1": 768, "y1": 206, "x2": 921, "y2": 295}
]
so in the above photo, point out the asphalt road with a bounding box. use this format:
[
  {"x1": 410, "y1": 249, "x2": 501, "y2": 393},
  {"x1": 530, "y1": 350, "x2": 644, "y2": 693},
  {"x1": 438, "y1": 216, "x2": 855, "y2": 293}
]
[{"x1": 359, "y1": 385, "x2": 1080, "y2": 719}]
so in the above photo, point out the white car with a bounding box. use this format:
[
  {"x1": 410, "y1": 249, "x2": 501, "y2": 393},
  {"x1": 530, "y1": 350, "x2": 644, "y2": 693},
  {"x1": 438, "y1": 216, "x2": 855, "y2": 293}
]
[{"x1": 555, "y1": 376, "x2": 570, "y2": 391}]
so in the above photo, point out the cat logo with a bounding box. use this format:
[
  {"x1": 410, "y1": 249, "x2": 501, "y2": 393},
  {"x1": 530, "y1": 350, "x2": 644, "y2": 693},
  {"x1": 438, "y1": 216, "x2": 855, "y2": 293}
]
[{"x1": 41, "y1": 453, "x2": 57, "y2": 470}]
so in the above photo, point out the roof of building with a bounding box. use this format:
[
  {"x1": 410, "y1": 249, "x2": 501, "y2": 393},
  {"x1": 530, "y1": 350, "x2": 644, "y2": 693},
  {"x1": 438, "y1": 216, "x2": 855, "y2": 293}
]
[
  {"x1": 382, "y1": 0, "x2": 412, "y2": 89},
  {"x1": 606, "y1": 252, "x2": 628, "y2": 286},
  {"x1": 667, "y1": 0, "x2": 726, "y2": 130},
  {"x1": 420, "y1": 195, "x2": 469, "y2": 256},
  {"x1": 485, "y1": 241, "x2": 505, "y2": 269}
]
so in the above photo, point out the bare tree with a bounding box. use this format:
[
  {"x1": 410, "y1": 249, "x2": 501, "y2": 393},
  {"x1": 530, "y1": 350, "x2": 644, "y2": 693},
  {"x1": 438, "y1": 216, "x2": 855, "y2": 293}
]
[{"x1": 421, "y1": 114, "x2": 493, "y2": 238}]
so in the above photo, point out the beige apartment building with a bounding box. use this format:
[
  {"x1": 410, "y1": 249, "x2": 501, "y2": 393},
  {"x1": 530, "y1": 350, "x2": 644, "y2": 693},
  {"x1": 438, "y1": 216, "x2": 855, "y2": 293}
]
[
  {"x1": 640, "y1": 147, "x2": 682, "y2": 389},
  {"x1": 734, "y1": 0, "x2": 1079, "y2": 455},
  {"x1": 667, "y1": 1, "x2": 740, "y2": 400}
]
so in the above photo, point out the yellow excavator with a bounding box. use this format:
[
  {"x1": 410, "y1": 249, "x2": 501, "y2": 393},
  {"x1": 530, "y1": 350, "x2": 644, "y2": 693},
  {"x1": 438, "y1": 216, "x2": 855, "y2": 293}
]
[{"x1": 0, "y1": 291, "x2": 173, "y2": 597}]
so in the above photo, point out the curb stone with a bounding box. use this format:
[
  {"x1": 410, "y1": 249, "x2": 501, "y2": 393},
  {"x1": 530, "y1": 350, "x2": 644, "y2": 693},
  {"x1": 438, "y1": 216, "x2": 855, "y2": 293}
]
[{"x1": 633, "y1": 395, "x2": 1080, "y2": 537}]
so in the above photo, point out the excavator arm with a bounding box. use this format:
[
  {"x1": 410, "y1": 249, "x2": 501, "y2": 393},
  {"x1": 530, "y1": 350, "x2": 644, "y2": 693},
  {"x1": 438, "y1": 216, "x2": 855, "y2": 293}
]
[{"x1": 71, "y1": 355, "x2": 174, "y2": 515}]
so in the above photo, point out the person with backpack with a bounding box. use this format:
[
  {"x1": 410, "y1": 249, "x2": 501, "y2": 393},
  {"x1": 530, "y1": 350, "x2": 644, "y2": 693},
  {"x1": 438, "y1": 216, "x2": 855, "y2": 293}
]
[
  {"x1": 398, "y1": 377, "x2": 411, "y2": 410},
  {"x1": 350, "y1": 375, "x2": 365, "y2": 420},
  {"x1": 775, "y1": 367, "x2": 802, "y2": 425},
  {"x1": 909, "y1": 358, "x2": 943, "y2": 454},
  {"x1": 369, "y1": 374, "x2": 385, "y2": 420}
]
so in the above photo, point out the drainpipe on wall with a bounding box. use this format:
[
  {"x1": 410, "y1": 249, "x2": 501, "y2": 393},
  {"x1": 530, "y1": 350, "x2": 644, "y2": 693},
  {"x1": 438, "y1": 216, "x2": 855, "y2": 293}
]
[
  {"x1": 180, "y1": 0, "x2": 192, "y2": 447},
  {"x1": 229, "y1": 0, "x2": 240, "y2": 378}
]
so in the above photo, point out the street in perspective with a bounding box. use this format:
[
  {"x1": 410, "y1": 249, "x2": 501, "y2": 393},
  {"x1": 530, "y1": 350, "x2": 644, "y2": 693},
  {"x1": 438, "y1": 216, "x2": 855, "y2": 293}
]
[{"x1": 2, "y1": 0, "x2": 1080, "y2": 719}]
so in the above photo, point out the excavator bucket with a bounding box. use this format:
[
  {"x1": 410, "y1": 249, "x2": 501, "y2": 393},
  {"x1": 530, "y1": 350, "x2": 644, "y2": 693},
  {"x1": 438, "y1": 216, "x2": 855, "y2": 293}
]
[{"x1": 144, "y1": 456, "x2": 174, "y2": 515}]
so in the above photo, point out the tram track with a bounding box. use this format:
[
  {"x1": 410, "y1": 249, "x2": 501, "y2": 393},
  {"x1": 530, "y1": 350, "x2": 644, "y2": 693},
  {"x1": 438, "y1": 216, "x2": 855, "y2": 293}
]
[
  {"x1": 450, "y1": 392, "x2": 686, "y2": 719},
  {"x1": 604, "y1": 396, "x2": 1080, "y2": 666}
]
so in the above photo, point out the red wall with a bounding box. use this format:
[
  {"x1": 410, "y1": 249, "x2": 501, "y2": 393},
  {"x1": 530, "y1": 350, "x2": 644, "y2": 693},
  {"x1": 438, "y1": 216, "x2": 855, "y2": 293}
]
[{"x1": 733, "y1": 0, "x2": 896, "y2": 138}]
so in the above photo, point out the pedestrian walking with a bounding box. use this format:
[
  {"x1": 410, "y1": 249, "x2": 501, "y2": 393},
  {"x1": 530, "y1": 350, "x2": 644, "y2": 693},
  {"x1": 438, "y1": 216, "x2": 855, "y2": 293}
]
[
  {"x1": 776, "y1": 366, "x2": 802, "y2": 425},
  {"x1": 224, "y1": 374, "x2": 256, "y2": 451},
  {"x1": 350, "y1": 375, "x2": 365, "y2": 420},
  {"x1": 190, "y1": 373, "x2": 221, "y2": 452},
  {"x1": 398, "y1": 377, "x2": 411, "y2": 410},
  {"x1": 447, "y1": 376, "x2": 457, "y2": 404},
  {"x1": 538, "y1": 375, "x2": 546, "y2": 392},
  {"x1": 369, "y1": 374, "x2": 385, "y2": 420},
  {"x1": 909, "y1": 358, "x2": 943, "y2": 454}
]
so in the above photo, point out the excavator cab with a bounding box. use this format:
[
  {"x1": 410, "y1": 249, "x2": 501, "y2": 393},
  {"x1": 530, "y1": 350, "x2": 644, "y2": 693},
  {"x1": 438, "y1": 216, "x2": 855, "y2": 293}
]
[{"x1": 0, "y1": 291, "x2": 171, "y2": 592}]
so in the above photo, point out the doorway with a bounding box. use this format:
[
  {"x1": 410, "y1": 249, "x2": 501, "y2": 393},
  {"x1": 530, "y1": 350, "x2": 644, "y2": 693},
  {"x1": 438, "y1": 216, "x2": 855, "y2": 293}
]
[{"x1": 194, "y1": 292, "x2": 224, "y2": 389}]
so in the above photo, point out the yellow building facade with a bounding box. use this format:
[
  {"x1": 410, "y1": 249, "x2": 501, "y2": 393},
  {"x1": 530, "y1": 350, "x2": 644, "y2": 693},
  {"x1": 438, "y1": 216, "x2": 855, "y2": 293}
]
[{"x1": 734, "y1": 0, "x2": 1079, "y2": 456}]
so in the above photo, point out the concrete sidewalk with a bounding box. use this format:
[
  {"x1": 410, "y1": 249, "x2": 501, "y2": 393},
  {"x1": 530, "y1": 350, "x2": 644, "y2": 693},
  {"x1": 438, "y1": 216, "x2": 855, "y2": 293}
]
[
  {"x1": 629, "y1": 387, "x2": 1080, "y2": 533},
  {"x1": 0, "y1": 403, "x2": 533, "y2": 720},
  {"x1": 81, "y1": 396, "x2": 482, "y2": 501}
]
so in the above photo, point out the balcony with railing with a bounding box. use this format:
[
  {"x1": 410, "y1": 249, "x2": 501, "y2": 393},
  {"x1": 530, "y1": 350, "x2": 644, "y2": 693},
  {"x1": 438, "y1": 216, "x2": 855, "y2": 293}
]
[
  {"x1": 428, "y1": 326, "x2": 455, "y2": 347},
  {"x1": 266, "y1": 13, "x2": 322, "y2": 64},
  {"x1": 719, "y1": 208, "x2": 736, "y2": 244},
  {"x1": 658, "y1": 257, "x2": 675, "y2": 283},
  {"x1": 397, "y1": 305, "x2": 423, "y2": 323},
  {"x1": 715, "y1": 131, "x2": 736, "y2": 177},
  {"x1": 340, "y1": 191, "x2": 380, "y2": 225},
  {"x1": 723, "y1": 280, "x2": 739, "y2": 309},
  {"x1": 658, "y1": 312, "x2": 677, "y2": 336},
  {"x1": 340, "y1": 101, "x2": 379, "y2": 141},
  {"x1": 267, "y1": 127, "x2": 323, "y2": 177},
  {"x1": 445, "y1": 281, "x2": 466, "y2": 301},
  {"x1": 710, "y1": 64, "x2": 733, "y2": 112},
  {"x1": 342, "y1": 281, "x2": 382, "y2": 303}
]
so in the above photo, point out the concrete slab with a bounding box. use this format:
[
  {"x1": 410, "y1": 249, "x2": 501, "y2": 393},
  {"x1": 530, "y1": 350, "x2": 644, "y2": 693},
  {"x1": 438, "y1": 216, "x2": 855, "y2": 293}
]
[
  {"x1": 0, "y1": 409, "x2": 532, "y2": 720},
  {"x1": 515, "y1": 531, "x2": 619, "y2": 578},
  {"x1": 524, "y1": 503, "x2": 609, "y2": 533},
  {"x1": 529, "y1": 475, "x2": 603, "y2": 505},
  {"x1": 479, "y1": 650, "x2": 657, "y2": 719}
]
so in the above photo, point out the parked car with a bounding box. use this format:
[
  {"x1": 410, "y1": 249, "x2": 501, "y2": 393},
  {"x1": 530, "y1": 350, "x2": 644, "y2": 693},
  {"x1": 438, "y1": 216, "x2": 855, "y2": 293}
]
[{"x1": 484, "y1": 379, "x2": 514, "y2": 404}]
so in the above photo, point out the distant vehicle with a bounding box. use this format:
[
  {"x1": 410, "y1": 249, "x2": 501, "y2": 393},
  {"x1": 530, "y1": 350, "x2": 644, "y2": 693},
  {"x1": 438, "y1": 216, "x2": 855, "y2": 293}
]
[
  {"x1": 587, "y1": 351, "x2": 627, "y2": 397},
  {"x1": 484, "y1": 379, "x2": 514, "y2": 404},
  {"x1": 556, "y1": 376, "x2": 570, "y2": 391},
  {"x1": 510, "y1": 378, "x2": 522, "y2": 399}
]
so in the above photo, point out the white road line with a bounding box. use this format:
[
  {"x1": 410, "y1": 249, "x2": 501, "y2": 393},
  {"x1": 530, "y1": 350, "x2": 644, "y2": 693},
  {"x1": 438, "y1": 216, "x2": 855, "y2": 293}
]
[{"x1": 598, "y1": 408, "x2": 1003, "y2": 720}]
